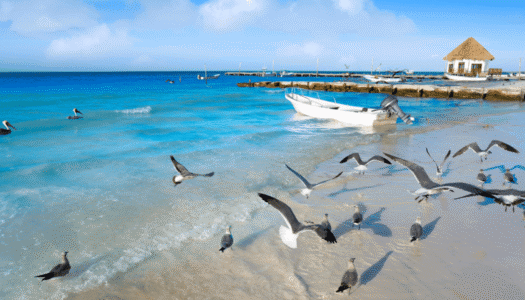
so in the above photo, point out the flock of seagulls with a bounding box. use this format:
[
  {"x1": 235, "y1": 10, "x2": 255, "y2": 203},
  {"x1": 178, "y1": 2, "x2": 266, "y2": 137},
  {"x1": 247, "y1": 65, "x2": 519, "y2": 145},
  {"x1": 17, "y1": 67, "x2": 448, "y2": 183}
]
[{"x1": 5, "y1": 116, "x2": 520, "y2": 294}]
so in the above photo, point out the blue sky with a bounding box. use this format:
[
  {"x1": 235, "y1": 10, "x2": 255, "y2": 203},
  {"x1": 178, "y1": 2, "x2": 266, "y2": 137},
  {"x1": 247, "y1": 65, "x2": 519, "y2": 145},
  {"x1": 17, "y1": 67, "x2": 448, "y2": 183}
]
[{"x1": 0, "y1": 0, "x2": 523, "y2": 71}]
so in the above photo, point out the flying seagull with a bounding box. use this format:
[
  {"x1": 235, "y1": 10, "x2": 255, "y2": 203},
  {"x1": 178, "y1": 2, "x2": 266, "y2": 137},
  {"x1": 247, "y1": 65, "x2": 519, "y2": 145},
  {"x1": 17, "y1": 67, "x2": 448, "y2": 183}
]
[
  {"x1": 410, "y1": 217, "x2": 422, "y2": 242},
  {"x1": 352, "y1": 205, "x2": 363, "y2": 230},
  {"x1": 285, "y1": 164, "x2": 343, "y2": 199},
  {"x1": 257, "y1": 193, "x2": 337, "y2": 248},
  {"x1": 35, "y1": 251, "x2": 71, "y2": 281},
  {"x1": 452, "y1": 140, "x2": 519, "y2": 162},
  {"x1": 384, "y1": 153, "x2": 494, "y2": 202},
  {"x1": 503, "y1": 168, "x2": 516, "y2": 186},
  {"x1": 219, "y1": 226, "x2": 233, "y2": 253},
  {"x1": 456, "y1": 188, "x2": 525, "y2": 212},
  {"x1": 339, "y1": 153, "x2": 391, "y2": 174},
  {"x1": 336, "y1": 258, "x2": 358, "y2": 293},
  {"x1": 426, "y1": 148, "x2": 451, "y2": 176},
  {"x1": 0, "y1": 120, "x2": 16, "y2": 135},
  {"x1": 67, "y1": 108, "x2": 83, "y2": 120},
  {"x1": 170, "y1": 156, "x2": 214, "y2": 185},
  {"x1": 477, "y1": 169, "x2": 489, "y2": 187}
]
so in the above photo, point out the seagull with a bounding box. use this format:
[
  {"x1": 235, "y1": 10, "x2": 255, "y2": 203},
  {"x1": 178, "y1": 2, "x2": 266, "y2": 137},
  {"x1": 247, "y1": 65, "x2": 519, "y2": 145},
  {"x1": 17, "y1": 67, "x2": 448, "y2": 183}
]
[
  {"x1": 67, "y1": 108, "x2": 83, "y2": 120},
  {"x1": 452, "y1": 140, "x2": 519, "y2": 162},
  {"x1": 257, "y1": 193, "x2": 337, "y2": 248},
  {"x1": 339, "y1": 153, "x2": 391, "y2": 175},
  {"x1": 285, "y1": 164, "x2": 343, "y2": 199},
  {"x1": 456, "y1": 189, "x2": 525, "y2": 212},
  {"x1": 35, "y1": 251, "x2": 71, "y2": 281},
  {"x1": 170, "y1": 156, "x2": 214, "y2": 185},
  {"x1": 477, "y1": 169, "x2": 488, "y2": 187},
  {"x1": 426, "y1": 148, "x2": 451, "y2": 176},
  {"x1": 384, "y1": 153, "x2": 494, "y2": 202},
  {"x1": 410, "y1": 217, "x2": 422, "y2": 242},
  {"x1": 352, "y1": 205, "x2": 363, "y2": 230},
  {"x1": 0, "y1": 120, "x2": 16, "y2": 135},
  {"x1": 219, "y1": 226, "x2": 233, "y2": 252},
  {"x1": 503, "y1": 168, "x2": 516, "y2": 186},
  {"x1": 336, "y1": 258, "x2": 358, "y2": 293}
]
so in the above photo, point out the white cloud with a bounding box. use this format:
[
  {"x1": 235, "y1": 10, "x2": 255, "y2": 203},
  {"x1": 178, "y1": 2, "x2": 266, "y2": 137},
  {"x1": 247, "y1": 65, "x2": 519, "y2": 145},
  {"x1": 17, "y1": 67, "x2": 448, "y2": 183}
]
[
  {"x1": 0, "y1": 0, "x2": 99, "y2": 35},
  {"x1": 333, "y1": 0, "x2": 365, "y2": 15},
  {"x1": 46, "y1": 24, "x2": 134, "y2": 59},
  {"x1": 198, "y1": 0, "x2": 268, "y2": 32},
  {"x1": 134, "y1": 0, "x2": 197, "y2": 30},
  {"x1": 282, "y1": 41, "x2": 323, "y2": 58}
]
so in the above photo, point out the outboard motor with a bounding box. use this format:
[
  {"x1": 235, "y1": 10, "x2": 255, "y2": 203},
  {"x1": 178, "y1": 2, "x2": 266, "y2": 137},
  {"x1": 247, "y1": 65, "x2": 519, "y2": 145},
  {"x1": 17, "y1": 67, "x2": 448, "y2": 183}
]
[{"x1": 380, "y1": 95, "x2": 414, "y2": 125}]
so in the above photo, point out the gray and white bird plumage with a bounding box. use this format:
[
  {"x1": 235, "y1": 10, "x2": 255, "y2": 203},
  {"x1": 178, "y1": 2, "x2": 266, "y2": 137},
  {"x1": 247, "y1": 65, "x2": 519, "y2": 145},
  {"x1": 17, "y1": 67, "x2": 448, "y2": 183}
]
[
  {"x1": 0, "y1": 120, "x2": 16, "y2": 135},
  {"x1": 35, "y1": 252, "x2": 71, "y2": 281},
  {"x1": 477, "y1": 169, "x2": 488, "y2": 187},
  {"x1": 384, "y1": 153, "x2": 494, "y2": 202},
  {"x1": 336, "y1": 258, "x2": 358, "y2": 293},
  {"x1": 67, "y1": 108, "x2": 83, "y2": 120},
  {"x1": 452, "y1": 140, "x2": 519, "y2": 162},
  {"x1": 503, "y1": 168, "x2": 515, "y2": 186},
  {"x1": 456, "y1": 188, "x2": 525, "y2": 212},
  {"x1": 339, "y1": 153, "x2": 391, "y2": 174},
  {"x1": 285, "y1": 164, "x2": 342, "y2": 199},
  {"x1": 352, "y1": 205, "x2": 363, "y2": 230},
  {"x1": 410, "y1": 217, "x2": 422, "y2": 242},
  {"x1": 170, "y1": 156, "x2": 214, "y2": 185},
  {"x1": 219, "y1": 226, "x2": 233, "y2": 252},
  {"x1": 257, "y1": 193, "x2": 337, "y2": 248},
  {"x1": 426, "y1": 148, "x2": 451, "y2": 176}
]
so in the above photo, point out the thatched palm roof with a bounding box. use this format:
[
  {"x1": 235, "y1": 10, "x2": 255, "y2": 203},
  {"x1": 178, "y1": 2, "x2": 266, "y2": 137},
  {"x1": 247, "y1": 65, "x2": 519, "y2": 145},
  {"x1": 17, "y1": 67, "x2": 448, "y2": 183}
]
[{"x1": 443, "y1": 37, "x2": 494, "y2": 61}]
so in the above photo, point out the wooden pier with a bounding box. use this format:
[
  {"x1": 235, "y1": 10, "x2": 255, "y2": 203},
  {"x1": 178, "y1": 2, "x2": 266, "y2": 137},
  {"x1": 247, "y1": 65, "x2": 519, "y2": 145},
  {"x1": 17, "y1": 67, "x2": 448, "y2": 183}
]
[
  {"x1": 236, "y1": 81, "x2": 525, "y2": 102},
  {"x1": 225, "y1": 72, "x2": 443, "y2": 80}
]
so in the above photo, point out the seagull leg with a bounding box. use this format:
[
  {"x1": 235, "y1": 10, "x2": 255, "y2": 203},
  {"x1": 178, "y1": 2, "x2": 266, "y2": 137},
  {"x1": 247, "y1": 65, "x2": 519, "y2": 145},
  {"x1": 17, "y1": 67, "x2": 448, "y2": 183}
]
[
  {"x1": 505, "y1": 206, "x2": 508, "y2": 212},
  {"x1": 513, "y1": 206, "x2": 515, "y2": 213}
]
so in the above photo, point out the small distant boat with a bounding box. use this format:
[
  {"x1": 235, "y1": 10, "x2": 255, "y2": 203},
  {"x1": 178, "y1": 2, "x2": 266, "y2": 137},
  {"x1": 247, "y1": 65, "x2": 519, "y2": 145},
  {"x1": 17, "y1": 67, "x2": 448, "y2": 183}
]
[
  {"x1": 405, "y1": 70, "x2": 414, "y2": 74},
  {"x1": 363, "y1": 75, "x2": 402, "y2": 83},
  {"x1": 280, "y1": 71, "x2": 295, "y2": 77},
  {"x1": 444, "y1": 73, "x2": 487, "y2": 81},
  {"x1": 284, "y1": 89, "x2": 413, "y2": 126},
  {"x1": 198, "y1": 64, "x2": 220, "y2": 84}
]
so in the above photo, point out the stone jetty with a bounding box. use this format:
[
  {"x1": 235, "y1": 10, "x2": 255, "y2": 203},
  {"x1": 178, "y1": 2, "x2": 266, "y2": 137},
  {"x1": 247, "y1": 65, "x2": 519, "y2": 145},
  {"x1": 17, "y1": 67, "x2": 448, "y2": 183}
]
[{"x1": 236, "y1": 81, "x2": 525, "y2": 102}]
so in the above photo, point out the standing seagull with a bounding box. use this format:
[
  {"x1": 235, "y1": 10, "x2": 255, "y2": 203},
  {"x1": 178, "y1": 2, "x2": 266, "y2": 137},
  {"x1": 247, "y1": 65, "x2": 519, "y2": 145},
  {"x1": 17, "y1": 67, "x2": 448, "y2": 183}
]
[
  {"x1": 285, "y1": 164, "x2": 343, "y2": 199},
  {"x1": 452, "y1": 140, "x2": 519, "y2": 162},
  {"x1": 477, "y1": 169, "x2": 488, "y2": 187},
  {"x1": 336, "y1": 258, "x2": 358, "y2": 293},
  {"x1": 456, "y1": 189, "x2": 525, "y2": 212},
  {"x1": 426, "y1": 148, "x2": 451, "y2": 176},
  {"x1": 257, "y1": 193, "x2": 337, "y2": 248},
  {"x1": 503, "y1": 168, "x2": 516, "y2": 186},
  {"x1": 384, "y1": 153, "x2": 494, "y2": 202},
  {"x1": 339, "y1": 153, "x2": 391, "y2": 174},
  {"x1": 219, "y1": 226, "x2": 233, "y2": 253},
  {"x1": 0, "y1": 120, "x2": 16, "y2": 135},
  {"x1": 35, "y1": 252, "x2": 71, "y2": 281},
  {"x1": 67, "y1": 108, "x2": 83, "y2": 120},
  {"x1": 410, "y1": 217, "x2": 423, "y2": 242},
  {"x1": 352, "y1": 205, "x2": 363, "y2": 230},
  {"x1": 170, "y1": 156, "x2": 214, "y2": 185}
]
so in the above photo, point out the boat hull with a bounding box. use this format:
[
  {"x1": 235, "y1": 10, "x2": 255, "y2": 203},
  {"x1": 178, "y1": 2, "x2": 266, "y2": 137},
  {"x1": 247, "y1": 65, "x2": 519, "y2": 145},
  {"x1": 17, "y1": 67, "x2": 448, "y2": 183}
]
[
  {"x1": 363, "y1": 75, "x2": 402, "y2": 83},
  {"x1": 444, "y1": 73, "x2": 487, "y2": 81},
  {"x1": 285, "y1": 93, "x2": 397, "y2": 126}
]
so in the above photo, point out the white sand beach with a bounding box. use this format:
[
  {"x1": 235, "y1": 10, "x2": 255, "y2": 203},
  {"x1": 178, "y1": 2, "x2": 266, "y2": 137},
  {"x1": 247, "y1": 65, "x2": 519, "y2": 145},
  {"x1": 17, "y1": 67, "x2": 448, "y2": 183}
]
[{"x1": 63, "y1": 110, "x2": 525, "y2": 300}]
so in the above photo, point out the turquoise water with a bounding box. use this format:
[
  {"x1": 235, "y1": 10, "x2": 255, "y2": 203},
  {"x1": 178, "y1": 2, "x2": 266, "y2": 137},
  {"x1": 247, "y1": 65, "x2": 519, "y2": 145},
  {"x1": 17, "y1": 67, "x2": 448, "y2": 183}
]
[{"x1": 1, "y1": 72, "x2": 523, "y2": 299}]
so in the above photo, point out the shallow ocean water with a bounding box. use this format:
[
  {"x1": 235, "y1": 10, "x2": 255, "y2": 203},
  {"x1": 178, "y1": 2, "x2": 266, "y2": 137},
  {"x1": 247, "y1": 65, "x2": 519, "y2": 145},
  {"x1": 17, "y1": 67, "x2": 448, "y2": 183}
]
[{"x1": 1, "y1": 72, "x2": 524, "y2": 299}]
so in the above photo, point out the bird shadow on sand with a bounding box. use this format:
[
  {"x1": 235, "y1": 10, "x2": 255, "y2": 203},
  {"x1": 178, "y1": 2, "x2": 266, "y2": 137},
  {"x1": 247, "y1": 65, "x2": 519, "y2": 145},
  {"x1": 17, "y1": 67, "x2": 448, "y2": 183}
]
[
  {"x1": 236, "y1": 229, "x2": 269, "y2": 249},
  {"x1": 420, "y1": 217, "x2": 441, "y2": 240},
  {"x1": 333, "y1": 206, "x2": 392, "y2": 238},
  {"x1": 66, "y1": 254, "x2": 110, "y2": 279},
  {"x1": 360, "y1": 251, "x2": 393, "y2": 286},
  {"x1": 327, "y1": 183, "x2": 384, "y2": 198}
]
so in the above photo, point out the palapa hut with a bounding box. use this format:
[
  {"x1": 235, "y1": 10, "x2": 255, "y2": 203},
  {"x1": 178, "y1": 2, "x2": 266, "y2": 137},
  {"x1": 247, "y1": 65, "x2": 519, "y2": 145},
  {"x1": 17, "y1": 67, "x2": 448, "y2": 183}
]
[{"x1": 443, "y1": 37, "x2": 494, "y2": 76}]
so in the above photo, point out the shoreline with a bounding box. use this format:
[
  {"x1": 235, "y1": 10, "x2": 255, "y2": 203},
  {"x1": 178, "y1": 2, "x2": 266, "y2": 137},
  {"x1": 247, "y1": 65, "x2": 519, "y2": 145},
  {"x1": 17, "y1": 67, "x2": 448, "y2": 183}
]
[{"x1": 64, "y1": 109, "x2": 525, "y2": 299}]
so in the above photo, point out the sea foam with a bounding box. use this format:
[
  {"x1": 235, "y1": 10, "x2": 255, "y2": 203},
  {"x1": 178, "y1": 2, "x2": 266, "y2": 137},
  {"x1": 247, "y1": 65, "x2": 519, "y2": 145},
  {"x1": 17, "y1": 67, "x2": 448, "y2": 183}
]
[{"x1": 116, "y1": 106, "x2": 152, "y2": 114}]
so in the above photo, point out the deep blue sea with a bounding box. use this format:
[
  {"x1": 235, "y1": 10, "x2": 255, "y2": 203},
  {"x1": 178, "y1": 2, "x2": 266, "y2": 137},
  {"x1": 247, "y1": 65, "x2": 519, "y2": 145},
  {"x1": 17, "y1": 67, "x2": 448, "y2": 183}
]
[{"x1": 1, "y1": 71, "x2": 524, "y2": 299}]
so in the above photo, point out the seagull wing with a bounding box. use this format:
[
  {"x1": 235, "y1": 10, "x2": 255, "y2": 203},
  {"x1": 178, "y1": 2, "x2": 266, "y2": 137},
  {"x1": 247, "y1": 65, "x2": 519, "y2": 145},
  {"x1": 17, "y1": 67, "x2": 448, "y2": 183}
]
[
  {"x1": 383, "y1": 153, "x2": 437, "y2": 189},
  {"x1": 170, "y1": 156, "x2": 192, "y2": 176},
  {"x1": 340, "y1": 153, "x2": 362, "y2": 164},
  {"x1": 195, "y1": 172, "x2": 214, "y2": 177},
  {"x1": 364, "y1": 155, "x2": 392, "y2": 166},
  {"x1": 310, "y1": 225, "x2": 337, "y2": 243},
  {"x1": 426, "y1": 148, "x2": 439, "y2": 172},
  {"x1": 285, "y1": 164, "x2": 312, "y2": 189},
  {"x1": 258, "y1": 193, "x2": 304, "y2": 233},
  {"x1": 453, "y1": 143, "x2": 481, "y2": 157},
  {"x1": 439, "y1": 150, "x2": 451, "y2": 169},
  {"x1": 486, "y1": 140, "x2": 519, "y2": 154},
  {"x1": 311, "y1": 172, "x2": 343, "y2": 188}
]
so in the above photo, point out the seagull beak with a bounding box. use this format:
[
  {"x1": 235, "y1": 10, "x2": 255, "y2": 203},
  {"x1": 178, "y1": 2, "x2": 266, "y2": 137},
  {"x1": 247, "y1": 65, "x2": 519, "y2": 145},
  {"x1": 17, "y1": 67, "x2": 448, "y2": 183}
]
[{"x1": 7, "y1": 122, "x2": 16, "y2": 130}]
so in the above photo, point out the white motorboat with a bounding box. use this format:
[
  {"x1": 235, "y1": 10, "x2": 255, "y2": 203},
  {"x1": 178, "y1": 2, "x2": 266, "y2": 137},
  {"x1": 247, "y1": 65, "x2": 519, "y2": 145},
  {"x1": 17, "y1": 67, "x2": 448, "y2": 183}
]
[
  {"x1": 363, "y1": 75, "x2": 402, "y2": 83},
  {"x1": 280, "y1": 71, "x2": 295, "y2": 77},
  {"x1": 284, "y1": 90, "x2": 414, "y2": 126},
  {"x1": 444, "y1": 73, "x2": 487, "y2": 81},
  {"x1": 197, "y1": 74, "x2": 220, "y2": 80}
]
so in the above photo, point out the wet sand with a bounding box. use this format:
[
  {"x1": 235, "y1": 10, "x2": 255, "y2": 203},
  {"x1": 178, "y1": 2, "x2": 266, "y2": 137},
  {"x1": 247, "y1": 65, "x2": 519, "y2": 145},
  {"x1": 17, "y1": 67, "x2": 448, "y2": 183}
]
[{"x1": 65, "y1": 112, "x2": 525, "y2": 300}]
